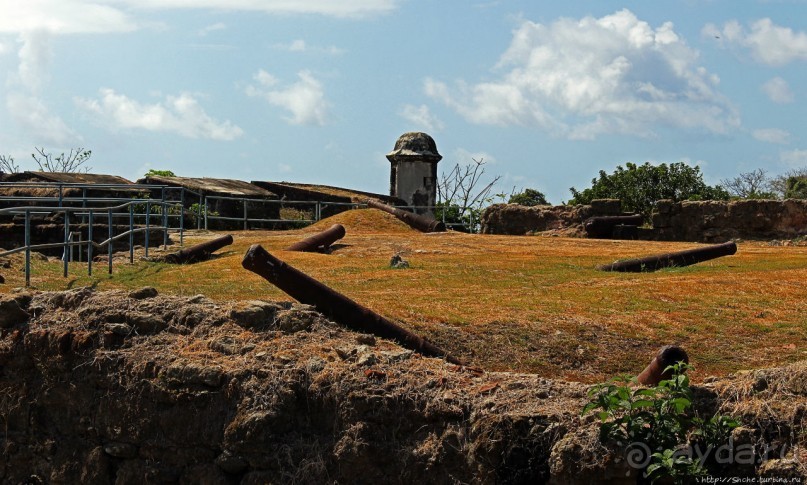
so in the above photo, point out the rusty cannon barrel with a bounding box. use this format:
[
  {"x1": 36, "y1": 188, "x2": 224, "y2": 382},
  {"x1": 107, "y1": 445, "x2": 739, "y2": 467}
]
[
  {"x1": 164, "y1": 234, "x2": 234, "y2": 264},
  {"x1": 584, "y1": 215, "x2": 644, "y2": 239},
  {"x1": 637, "y1": 345, "x2": 689, "y2": 386},
  {"x1": 286, "y1": 224, "x2": 346, "y2": 253},
  {"x1": 242, "y1": 244, "x2": 463, "y2": 365},
  {"x1": 365, "y1": 199, "x2": 446, "y2": 233},
  {"x1": 598, "y1": 241, "x2": 737, "y2": 273}
]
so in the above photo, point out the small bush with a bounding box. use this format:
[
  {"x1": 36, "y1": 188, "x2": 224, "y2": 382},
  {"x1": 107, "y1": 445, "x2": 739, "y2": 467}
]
[{"x1": 582, "y1": 363, "x2": 739, "y2": 483}]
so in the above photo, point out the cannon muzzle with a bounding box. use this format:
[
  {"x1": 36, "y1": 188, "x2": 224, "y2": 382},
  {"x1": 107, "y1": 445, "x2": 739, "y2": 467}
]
[
  {"x1": 637, "y1": 345, "x2": 689, "y2": 386},
  {"x1": 242, "y1": 244, "x2": 463, "y2": 365},
  {"x1": 598, "y1": 241, "x2": 737, "y2": 272},
  {"x1": 286, "y1": 224, "x2": 346, "y2": 252},
  {"x1": 365, "y1": 199, "x2": 446, "y2": 233}
]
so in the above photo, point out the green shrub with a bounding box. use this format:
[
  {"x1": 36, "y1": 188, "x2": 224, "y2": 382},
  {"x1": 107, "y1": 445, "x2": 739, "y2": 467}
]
[{"x1": 582, "y1": 363, "x2": 739, "y2": 483}]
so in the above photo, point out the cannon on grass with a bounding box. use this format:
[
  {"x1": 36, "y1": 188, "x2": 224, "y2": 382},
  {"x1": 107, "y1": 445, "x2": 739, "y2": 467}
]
[
  {"x1": 286, "y1": 224, "x2": 346, "y2": 253},
  {"x1": 163, "y1": 234, "x2": 234, "y2": 264},
  {"x1": 598, "y1": 241, "x2": 737, "y2": 273},
  {"x1": 365, "y1": 199, "x2": 446, "y2": 233},
  {"x1": 242, "y1": 244, "x2": 463, "y2": 365}
]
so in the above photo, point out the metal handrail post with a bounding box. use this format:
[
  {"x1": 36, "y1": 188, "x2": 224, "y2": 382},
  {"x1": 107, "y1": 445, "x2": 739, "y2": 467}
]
[
  {"x1": 145, "y1": 200, "x2": 150, "y2": 257},
  {"x1": 243, "y1": 199, "x2": 248, "y2": 231},
  {"x1": 108, "y1": 208, "x2": 113, "y2": 275},
  {"x1": 129, "y1": 204, "x2": 135, "y2": 264},
  {"x1": 179, "y1": 201, "x2": 185, "y2": 247},
  {"x1": 63, "y1": 211, "x2": 70, "y2": 277},
  {"x1": 88, "y1": 210, "x2": 94, "y2": 277},
  {"x1": 162, "y1": 203, "x2": 168, "y2": 248},
  {"x1": 204, "y1": 197, "x2": 208, "y2": 231},
  {"x1": 24, "y1": 209, "x2": 31, "y2": 287},
  {"x1": 58, "y1": 184, "x2": 63, "y2": 207}
]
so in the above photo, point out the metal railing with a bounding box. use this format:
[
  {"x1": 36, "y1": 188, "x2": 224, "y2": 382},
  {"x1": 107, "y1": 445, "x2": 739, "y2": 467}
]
[{"x1": 0, "y1": 199, "x2": 184, "y2": 286}]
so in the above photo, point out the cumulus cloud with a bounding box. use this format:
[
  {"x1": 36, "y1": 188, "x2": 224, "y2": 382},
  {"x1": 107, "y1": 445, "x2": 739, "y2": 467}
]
[
  {"x1": 0, "y1": 0, "x2": 137, "y2": 34},
  {"x1": 753, "y1": 128, "x2": 791, "y2": 144},
  {"x1": 761, "y1": 77, "x2": 795, "y2": 104},
  {"x1": 426, "y1": 9, "x2": 738, "y2": 140},
  {"x1": 781, "y1": 149, "x2": 807, "y2": 168},
  {"x1": 75, "y1": 88, "x2": 244, "y2": 140},
  {"x1": 399, "y1": 104, "x2": 444, "y2": 132},
  {"x1": 272, "y1": 39, "x2": 345, "y2": 55},
  {"x1": 4, "y1": 32, "x2": 80, "y2": 144},
  {"x1": 704, "y1": 18, "x2": 807, "y2": 66},
  {"x1": 245, "y1": 70, "x2": 330, "y2": 126},
  {"x1": 0, "y1": 0, "x2": 396, "y2": 35},
  {"x1": 7, "y1": 93, "x2": 78, "y2": 144}
]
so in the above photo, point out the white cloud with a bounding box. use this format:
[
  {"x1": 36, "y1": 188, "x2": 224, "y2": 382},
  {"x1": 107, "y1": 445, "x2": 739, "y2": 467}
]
[
  {"x1": 15, "y1": 31, "x2": 52, "y2": 92},
  {"x1": 427, "y1": 9, "x2": 738, "y2": 140},
  {"x1": 4, "y1": 31, "x2": 80, "y2": 144},
  {"x1": 198, "y1": 22, "x2": 226, "y2": 36},
  {"x1": 246, "y1": 70, "x2": 330, "y2": 126},
  {"x1": 781, "y1": 149, "x2": 807, "y2": 168},
  {"x1": 452, "y1": 148, "x2": 498, "y2": 165},
  {"x1": 761, "y1": 77, "x2": 795, "y2": 104},
  {"x1": 705, "y1": 18, "x2": 807, "y2": 66},
  {"x1": 272, "y1": 39, "x2": 345, "y2": 55},
  {"x1": 7, "y1": 93, "x2": 78, "y2": 144},
  {"x1": 126, "y1": 0, "x2": 397, "y2": 18},
  {"x1": 76, "y1": 88, "x2": 244, "y2": 140},
  {"x1": 399, "y1": 104, "x2": 444, "y2": 132},
  {"x1": 753, "y1": 128, "x2": 791, "y2": 144},
  {"x1": 0, "y1": 0, "x2": 396, "y2": 35},
  {"x1": 0, "y1": 0, "x2": 137, "y2": 34}
]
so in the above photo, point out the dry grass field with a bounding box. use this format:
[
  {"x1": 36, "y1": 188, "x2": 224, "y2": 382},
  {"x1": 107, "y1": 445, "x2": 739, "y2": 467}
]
[{"x1": 3, "y1": 209, "x2": 805, "y2": 383}]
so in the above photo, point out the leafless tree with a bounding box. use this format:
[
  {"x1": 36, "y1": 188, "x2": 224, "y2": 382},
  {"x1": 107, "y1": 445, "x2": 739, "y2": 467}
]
[
  {"x1": 720, "y1": 168, "x2": 775, "y2": 199},
  {"x1": 437, "y1": 158, "x2": 501, "y2": 213},
  {"x1": 31, "y1": 147, "x2": 92, "y2": 173},
  {"x1": 0, "y1": 155, "x2": 20, "y2": 175},
  {"x1": 436, "y1": 158, "x2": 501, "y2": 231}
]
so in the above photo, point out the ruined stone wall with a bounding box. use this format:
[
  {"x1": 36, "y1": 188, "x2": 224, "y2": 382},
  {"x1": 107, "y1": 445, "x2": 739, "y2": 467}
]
[
  {"x1": 480, "y1": 199, "x2": 623, "y2": 236},
  {"x1": 482, "y1": 198, "x2": 807, "y2": 242},
  {"x1": 652, "y1": 199, "x2": 807, "y2": 242}
]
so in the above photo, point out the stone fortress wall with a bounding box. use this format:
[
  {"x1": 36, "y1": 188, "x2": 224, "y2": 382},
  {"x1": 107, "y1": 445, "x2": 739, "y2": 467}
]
[{"x1": 481, "y1": 198, "x2": 807, "y2": 242}]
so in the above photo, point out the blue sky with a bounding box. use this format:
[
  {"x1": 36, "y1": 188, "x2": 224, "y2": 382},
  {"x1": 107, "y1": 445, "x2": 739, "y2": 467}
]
[{"x1": 1, "y1": 0, "x2": 806, "y2": 204}]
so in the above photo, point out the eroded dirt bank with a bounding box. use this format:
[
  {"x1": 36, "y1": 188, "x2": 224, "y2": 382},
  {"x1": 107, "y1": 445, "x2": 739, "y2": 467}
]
[{"x1": 0, "y1": 289, "x2": 804, "y2": 484}]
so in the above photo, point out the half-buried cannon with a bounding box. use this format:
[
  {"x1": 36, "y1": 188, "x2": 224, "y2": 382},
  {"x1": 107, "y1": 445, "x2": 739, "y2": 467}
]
[
  {"x1": 584, "y1": 215, "x2": 644, "y2": 239},
  {"x1": 598, "y1": 241, "x2": 737, "y2": 273},
  {"x1": 163, "y1": 234, "x2": 234, "y2": 264},
  {"x1": 365, "y1": 199, "x2": 446, "y2": 233},
  {"x1": 286, "y1": 224, "x2": 346, "y2": 253},
  {"x1": 637, "y1": 345, "x2": 689, "y2": 386},
  {"x1": 242, "y1": 244, "x2": 463, "y2": 365}
]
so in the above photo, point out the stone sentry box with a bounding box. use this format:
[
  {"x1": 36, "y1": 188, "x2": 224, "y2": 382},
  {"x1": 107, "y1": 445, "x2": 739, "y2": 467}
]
[{"x1": 386, "y1": 132, "x2": 442, "y2": 216}]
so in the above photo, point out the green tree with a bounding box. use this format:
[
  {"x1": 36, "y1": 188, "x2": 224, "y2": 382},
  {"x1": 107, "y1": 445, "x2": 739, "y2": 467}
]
[
  {"x1": 145, "y1": 169, "x2": 176, "y2": 177},
  {"x1": 785, "y1": 175, "x2": 807, "y2": 199},
  {"x1": 508, "y1": 188, "x2": 549, "y2": 206},
  {"x1": 568, "y1": 162, "x2": 729, "y2": 220}
]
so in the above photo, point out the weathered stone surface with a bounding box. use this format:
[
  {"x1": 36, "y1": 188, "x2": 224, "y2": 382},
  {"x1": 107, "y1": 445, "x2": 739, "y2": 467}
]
[
  {"x1": 0, "y1": 295, "x2": 30, "y2": 328},
  {"x1": 128, "y1": 287, "x2": 158, "y2": 299},
  {"x1": 653, "y1": 198, "x2": 807, "y2": 242}
]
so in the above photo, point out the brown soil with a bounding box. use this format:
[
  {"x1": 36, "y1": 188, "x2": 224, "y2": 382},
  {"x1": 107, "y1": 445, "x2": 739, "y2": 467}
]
[{"x1": 1, "y1": 289, "x2": 804, "y2": 483}]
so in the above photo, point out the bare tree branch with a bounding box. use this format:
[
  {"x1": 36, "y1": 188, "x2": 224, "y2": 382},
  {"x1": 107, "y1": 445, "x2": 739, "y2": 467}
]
[
  {"x1": 0, "y1": 155, "x2": 20, "y2": 175},
  {"x1": 31, "y1": 147, "x2": 92, "y2": 173}
]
